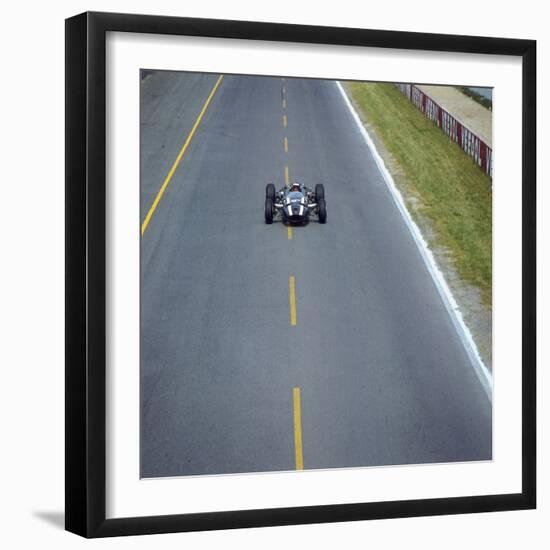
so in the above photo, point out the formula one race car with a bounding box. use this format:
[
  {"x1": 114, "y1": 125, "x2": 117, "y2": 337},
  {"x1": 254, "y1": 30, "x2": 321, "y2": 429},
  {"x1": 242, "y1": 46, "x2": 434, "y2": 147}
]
[{"x1": 265, "y1": 182, "x2": 327, "y2": 224}]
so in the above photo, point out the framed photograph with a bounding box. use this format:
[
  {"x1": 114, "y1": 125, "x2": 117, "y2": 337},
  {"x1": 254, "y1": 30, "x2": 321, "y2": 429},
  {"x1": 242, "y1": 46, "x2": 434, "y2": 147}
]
[{"x1": 65, "y1": 11, "x2": 536, "y2": 537}]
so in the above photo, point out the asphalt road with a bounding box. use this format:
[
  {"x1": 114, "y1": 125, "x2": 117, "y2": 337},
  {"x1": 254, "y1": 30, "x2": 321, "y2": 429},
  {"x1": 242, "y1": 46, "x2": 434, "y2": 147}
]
[{"x1": 140, "y1": 71, "x2": 492, "y2": 478}]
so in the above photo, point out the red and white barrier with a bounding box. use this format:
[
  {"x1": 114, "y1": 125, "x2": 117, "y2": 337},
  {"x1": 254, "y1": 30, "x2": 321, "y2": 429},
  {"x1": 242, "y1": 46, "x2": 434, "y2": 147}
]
[{"x1": 396, "y1": 84, "x2": 492, "y2": 178}]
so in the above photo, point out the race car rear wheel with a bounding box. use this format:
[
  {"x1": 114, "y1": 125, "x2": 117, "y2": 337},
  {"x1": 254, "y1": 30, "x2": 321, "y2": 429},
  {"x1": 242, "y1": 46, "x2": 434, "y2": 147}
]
[
  {"x1": 266, "y1": 183, "x2": 276, "y2": 200},
  {"x1": 318, "y1": 197, "x2": 327, "y2": 224},
  {"x1": 315, "y1": 184, "x2": 325, "y2": 201},
  {"x1": 265, "y1": 198, "x2": 274, "y2": 224}
]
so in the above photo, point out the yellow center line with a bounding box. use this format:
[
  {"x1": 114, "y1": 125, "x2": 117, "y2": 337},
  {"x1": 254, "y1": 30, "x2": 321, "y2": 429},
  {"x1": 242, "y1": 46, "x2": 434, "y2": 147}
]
[
  {"x1": 284, "y1": 136, "x2": 288, "y2": 153},
  {"x1": 141, "y1": 74, "x2": 224, "y2": 236},
  {"x1": 287, "y1": 226, "x2": 293, "y2": 240},
  {"x1": 283, "y1": 98, "x2": 287, "y2": 109},
  {"x1": 293, "y1": 387, "x2": 304, "y2": 470},
  {"x1": 283, "y1": 114, "x2": 287, "y2": 127},
  {"x1": 285, "y1": 165, "x2": 290, "y2": 185},
  {"x1": 289, "y1": 275, "x2": 297, "y2": 326}
]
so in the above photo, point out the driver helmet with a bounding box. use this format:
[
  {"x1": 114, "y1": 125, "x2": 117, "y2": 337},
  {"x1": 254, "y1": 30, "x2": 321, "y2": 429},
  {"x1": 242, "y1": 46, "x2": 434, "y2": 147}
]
[{"x1": 291, "y1": 182, "x2": 301, "y2": 192}]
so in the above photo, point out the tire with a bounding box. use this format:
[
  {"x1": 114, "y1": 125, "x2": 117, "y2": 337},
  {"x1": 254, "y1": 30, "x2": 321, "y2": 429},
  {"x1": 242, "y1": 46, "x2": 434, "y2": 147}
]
[
  {"x1": 266, "y1": 183, "x2": 276, "y2": 200},
  {"x1": 315, "y1": 183, "x2": 325, "y2": 201},
  {"x1": 318, "y1": 197, "x2": 327, "y2": 224},
  {"x1": 265, "y1": 198, "x2": 274, "y2": 224}
]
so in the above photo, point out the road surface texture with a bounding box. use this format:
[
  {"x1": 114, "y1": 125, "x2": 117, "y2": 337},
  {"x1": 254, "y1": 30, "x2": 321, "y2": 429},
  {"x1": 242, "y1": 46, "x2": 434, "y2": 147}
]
[{"x1": 140, "y1": 71, "x2": 491, "y2": 478}]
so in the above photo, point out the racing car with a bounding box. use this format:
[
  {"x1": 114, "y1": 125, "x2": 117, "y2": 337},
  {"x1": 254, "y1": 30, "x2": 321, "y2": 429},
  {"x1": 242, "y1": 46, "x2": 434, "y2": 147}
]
[{"x1": 265, "y1": 182, "x2": 327, "y2": 224}]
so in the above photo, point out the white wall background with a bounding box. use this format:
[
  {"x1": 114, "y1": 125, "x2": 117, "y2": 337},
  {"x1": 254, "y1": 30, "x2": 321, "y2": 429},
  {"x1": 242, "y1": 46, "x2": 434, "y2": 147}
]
[{"x1": 0, "y1": 0, "x2": 546, "y2": 547}]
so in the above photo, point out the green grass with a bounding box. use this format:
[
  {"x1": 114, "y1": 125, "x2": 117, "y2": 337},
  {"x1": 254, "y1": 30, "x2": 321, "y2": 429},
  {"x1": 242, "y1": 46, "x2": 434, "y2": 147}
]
[{"x1": 345, "y1": 82, "x2": 492, "y2": 306}]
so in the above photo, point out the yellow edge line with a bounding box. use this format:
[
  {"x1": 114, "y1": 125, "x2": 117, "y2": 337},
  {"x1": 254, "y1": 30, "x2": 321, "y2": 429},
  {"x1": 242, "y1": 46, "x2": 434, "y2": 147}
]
[
  {"x1": 289, "y1": 276, "x2": 297, "y2": 326},
  {"x1": 141, "y1": 74, "x2": 224, "y2": 235},
  {"x1": 293, "y1": 387, "x2": 304, "y2": 470}
]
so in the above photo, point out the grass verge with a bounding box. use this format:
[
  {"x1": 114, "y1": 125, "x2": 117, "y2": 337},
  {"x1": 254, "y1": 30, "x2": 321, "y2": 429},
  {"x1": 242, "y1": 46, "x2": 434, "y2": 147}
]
[{"x1": 345, "y1": 82, "x2": 492, "y2": 306}]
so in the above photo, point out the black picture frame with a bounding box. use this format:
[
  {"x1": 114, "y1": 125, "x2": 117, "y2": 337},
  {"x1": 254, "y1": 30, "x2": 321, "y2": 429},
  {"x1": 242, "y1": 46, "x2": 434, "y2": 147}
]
[{"x1": 65, "y1": 11, "x2": 536, "y2": 538}]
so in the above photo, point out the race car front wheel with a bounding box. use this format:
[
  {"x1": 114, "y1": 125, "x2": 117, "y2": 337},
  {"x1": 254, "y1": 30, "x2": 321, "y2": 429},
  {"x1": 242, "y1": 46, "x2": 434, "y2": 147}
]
[
  {"x1": 266, "y1": 183, "x2": 276, "y2": 200},
  {"x1": 265, "y1": 198, "x2": 274, "y2": 224},
  {"x1": 318, "y1": 198, "x2": 327, "y2": 224},
  {"x1": 315, "y1": 184, "x2": 325, "y2": 201}
]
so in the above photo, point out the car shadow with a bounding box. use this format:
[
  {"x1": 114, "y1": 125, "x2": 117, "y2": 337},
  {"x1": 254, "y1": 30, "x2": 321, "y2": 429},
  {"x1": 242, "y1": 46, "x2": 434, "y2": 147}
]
[{"x1": 281, "y1": 219, "x2": 310, "y2": 228}]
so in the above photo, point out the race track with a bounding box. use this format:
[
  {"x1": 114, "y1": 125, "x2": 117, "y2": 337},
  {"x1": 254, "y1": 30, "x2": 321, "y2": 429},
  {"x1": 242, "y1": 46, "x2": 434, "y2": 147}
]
[{"x1": 140, "y1": 71, "x2": 491, "y2": 478}]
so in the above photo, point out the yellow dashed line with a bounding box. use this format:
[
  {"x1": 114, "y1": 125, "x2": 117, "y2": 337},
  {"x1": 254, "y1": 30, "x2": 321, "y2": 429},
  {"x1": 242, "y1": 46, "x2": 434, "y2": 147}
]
[
  {"x1": 281, "y1": 79, "x2": 301, "y2": 470},
  {"x1": 289, "y1": 276, "x2": 297, "y2": 326},
  {"x1": 293, "y1": 387, "x2": 304, "y2": 470}
]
